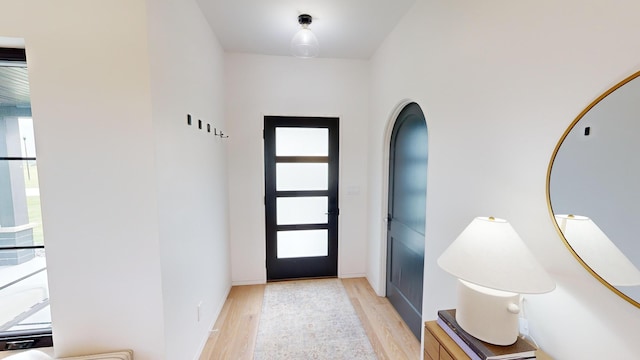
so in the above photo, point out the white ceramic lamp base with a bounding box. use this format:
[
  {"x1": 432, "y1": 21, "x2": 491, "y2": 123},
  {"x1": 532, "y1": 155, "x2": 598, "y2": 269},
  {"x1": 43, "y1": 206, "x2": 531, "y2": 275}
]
[{"x1": 455, "y1": 279, "x2": 521, "y2": 346}]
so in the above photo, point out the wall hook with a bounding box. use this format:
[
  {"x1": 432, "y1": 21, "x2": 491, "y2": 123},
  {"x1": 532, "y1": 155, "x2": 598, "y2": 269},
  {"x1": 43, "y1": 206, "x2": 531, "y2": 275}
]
[{"x1": 213, "y1": 128, "x2": 228, "y2": 138}]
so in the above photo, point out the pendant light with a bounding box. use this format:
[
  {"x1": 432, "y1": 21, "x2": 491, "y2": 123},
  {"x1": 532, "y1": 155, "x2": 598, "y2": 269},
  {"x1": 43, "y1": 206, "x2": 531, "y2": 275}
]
[{"x1": 291, "y1": 14, "x2": 319, "y2": 58}]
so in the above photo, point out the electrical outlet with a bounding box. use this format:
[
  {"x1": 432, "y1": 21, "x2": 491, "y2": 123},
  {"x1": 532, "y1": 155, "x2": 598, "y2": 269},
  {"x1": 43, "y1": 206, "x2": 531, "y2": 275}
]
[{"x1": 519, "y1": 318, "x2": 529, "y2": 336}]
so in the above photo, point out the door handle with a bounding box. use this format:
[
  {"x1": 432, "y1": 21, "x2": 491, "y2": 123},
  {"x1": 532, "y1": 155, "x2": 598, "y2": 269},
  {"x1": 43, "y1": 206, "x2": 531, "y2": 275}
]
[{"x1": 325, "y1": 209, "x2": 340, "y2": 216}]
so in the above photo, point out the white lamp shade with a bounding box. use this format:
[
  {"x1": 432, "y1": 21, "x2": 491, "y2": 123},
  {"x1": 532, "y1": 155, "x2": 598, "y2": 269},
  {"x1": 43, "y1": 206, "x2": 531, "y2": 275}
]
[
  {"x1": 438, "y1": 217, "x2": 555, "y2": 294},
  {"x1": 556, "y1": 214, "x2": 640, "y2": 286},
  {"x1": 291, "y1": 28, "x2": 319, "y2": 58}
]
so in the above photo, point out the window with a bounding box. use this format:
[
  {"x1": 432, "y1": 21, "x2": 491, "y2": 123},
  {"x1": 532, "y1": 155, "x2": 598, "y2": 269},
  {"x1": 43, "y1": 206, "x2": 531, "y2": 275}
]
[{"x1": 0, "y1": 47, "x2": 53, "y2": 351}]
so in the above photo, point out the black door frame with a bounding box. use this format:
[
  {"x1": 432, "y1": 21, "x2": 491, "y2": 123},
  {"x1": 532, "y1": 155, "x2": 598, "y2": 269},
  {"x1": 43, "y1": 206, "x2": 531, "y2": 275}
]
[{"x1": 264, "y1": 116, "x2": 339, "y2": 281}]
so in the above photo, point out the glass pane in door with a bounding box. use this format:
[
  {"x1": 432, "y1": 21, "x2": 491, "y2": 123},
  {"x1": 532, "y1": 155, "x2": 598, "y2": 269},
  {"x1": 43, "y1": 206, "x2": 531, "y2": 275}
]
[
  {"x1": 277, "y1": 230, "x2": 328, "y2": 258},
  {"x1": 276, "y1": 163, "x2": 328, "y2": 191},
  {"x1": 276, "y1": 128, "x2": 328, "y2": 156},
  {"x1": 277, "y1": 197, "x2": 328, "y2": 225}
]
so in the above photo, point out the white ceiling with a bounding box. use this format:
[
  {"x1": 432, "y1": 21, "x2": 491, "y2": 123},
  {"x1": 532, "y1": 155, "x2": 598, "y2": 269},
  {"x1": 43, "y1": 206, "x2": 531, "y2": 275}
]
[
  {"x1": 196, "y1": 0, "x2": 417, "y2": 59},
  {"x1": 0, "y1": 2, "x2": 415, "y2": 107}
]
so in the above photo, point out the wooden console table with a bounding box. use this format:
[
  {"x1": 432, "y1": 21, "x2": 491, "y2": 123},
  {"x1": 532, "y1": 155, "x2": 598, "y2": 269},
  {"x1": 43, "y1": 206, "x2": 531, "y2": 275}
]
[{"x1": 424, "y1": 321, "x2": 552, "y2": 360}]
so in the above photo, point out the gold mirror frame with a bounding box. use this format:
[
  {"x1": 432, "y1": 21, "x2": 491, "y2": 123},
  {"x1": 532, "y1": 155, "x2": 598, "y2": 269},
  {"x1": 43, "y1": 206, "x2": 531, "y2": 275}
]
[{"x1": 546, "y1": 70, "x2": 640, "y2": 309}]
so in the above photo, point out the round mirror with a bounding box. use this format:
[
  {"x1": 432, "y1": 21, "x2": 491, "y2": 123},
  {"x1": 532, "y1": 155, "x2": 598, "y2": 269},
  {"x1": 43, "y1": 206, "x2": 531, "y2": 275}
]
[{"x1": 548, "y1": 70, "x2": 640, "y2": 308}]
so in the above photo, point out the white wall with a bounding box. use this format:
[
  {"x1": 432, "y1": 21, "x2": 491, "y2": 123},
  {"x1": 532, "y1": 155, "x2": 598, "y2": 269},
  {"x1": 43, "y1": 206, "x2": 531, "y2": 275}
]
[
  {"x1": 1, "y1": 1, "x2": 231, "y2": 359},
  {"x1": 368, "y1": 0, "x2": 640, "y2": 359},
  {"x1": 0, "y1": 1, "x2": 165, "y2": 358},
  {"x1": 225, "y1": 54, "x2": 370, "y2": 284},
  {"x1": 146, "y1": 1, "x2": 230, "y2": 359}
]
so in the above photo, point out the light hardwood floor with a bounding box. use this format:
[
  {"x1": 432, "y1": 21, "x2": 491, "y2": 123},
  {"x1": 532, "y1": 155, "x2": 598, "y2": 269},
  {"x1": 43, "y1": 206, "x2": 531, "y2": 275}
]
[
  {"x1": 342, "y1": 278, "x2": 421, "y2": 360},
  {"x1": 199, "y1": 277, "x2": 420, "y2": 360}
]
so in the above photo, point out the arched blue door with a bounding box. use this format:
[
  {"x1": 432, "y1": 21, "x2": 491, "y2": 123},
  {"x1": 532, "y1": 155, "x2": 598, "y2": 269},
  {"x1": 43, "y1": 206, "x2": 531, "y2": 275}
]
[{"x1": 386, "y1": 102, "x2": 427, "y2": 339}]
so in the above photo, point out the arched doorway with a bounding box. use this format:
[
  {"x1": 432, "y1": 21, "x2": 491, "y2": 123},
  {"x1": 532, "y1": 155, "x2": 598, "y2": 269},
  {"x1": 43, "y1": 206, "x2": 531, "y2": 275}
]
[{"x1": 386, "y1": 102, "x2": 428, "y2": 339}]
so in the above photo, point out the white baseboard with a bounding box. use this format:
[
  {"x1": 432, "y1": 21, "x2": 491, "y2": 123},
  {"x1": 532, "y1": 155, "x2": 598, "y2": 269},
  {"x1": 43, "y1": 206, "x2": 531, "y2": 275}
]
[
  {"x1": 193, "y1": 285, "x2": 232, "y2": 360},
  {"x1": 231, "y1": 279, "x2": 266, "y2": 286},
  {"x1": 339, "y1": 273, "x2": 367, "y2": 279}
]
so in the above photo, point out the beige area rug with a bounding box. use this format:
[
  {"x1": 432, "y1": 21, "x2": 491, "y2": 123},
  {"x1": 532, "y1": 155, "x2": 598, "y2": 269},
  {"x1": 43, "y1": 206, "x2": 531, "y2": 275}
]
[{"x1": 254, "y1": 278, "x2": 377, "y2": 360}]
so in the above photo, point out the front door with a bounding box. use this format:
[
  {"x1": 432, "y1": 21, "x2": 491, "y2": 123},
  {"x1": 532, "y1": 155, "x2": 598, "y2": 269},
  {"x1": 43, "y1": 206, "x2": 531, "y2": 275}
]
[
  {"x1": 386, "y1": 103, "x2": 428, "y2": 339},
  {"x1": 264, "y1": 116, "x2": 339, "y2": 281}
]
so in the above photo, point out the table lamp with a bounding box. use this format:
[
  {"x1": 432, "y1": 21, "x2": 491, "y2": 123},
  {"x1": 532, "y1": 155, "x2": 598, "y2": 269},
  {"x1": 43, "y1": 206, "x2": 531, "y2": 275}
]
[
  {"x1": 437, "y1": 217, "x2": 555, "y2": 345},
  {"x1": 555, "y1": 214, "x2": 640, "y2": 286}
]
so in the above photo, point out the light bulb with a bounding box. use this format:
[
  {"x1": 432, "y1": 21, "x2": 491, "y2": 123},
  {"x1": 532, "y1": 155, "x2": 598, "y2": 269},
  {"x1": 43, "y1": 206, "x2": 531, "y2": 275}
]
[{"x1": 291, "y1": 21, "x2": 319, "y2": 58}]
